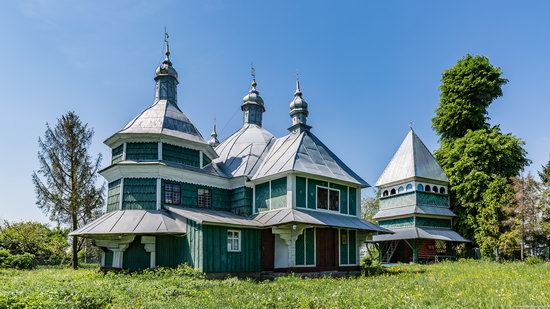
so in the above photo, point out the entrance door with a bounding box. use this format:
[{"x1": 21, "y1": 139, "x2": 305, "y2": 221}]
[
  {"x1": 261, "y1": 229, "x2": 275, "y2": 271},
  {"x1": 316, "y1": 228, "x2": 338, "y2": 269}
]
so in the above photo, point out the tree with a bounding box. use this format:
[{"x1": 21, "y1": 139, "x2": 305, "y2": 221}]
[
  {"x1": 32, "y1": 112, "x2": 104, "y2": 269},
  {"x1": 537, "y1": 158, "x2": 550, "y2": 255},
  {"x1": 540, "y1": 157, "x2": 550, "y2": 186},
  {"x1": 362, "y1": 191, "x2": 380, "y2": 222},
  {"x1": 432, "y1": 55, "x2": 530, "y2": 257},
  {"x1": 433, "y1": 55, "x2": 508, "y2": 142}
]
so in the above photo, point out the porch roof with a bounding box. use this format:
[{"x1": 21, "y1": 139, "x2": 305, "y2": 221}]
[
  {"x1": 164, "y1": 206, "x2": 263, "y2": 228},
  {"x1": 372, "y1": 227, "x2": 470, "y2": 242},
  {"x1": 69, "y1": 210, "x2": 186, "y2": 237},
  {"x1": 252, "y1": 208, "x2": 392, "y2": 233}
]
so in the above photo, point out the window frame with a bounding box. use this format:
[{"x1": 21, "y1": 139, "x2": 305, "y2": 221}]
[
  {"x1": 164, "y1": 182, "x2": 181, "y2": 205},
  {"x1": 227, "y1": 230, "x2": 241, "y2": 252},
  {"x1": 197, "y1": 187, "x2": 212, "y2": 209},
  {"x1": 316, "y1": 185, "x2": 340, "y2": 212}
]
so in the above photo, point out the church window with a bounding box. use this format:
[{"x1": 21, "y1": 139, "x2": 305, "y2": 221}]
[
  {"x1": 227, "y1": 230, "x2": 241, "y2": 252},
  {"x1": 197, "y1": 188, "x2": 212, "y2": 208},
  {"x1": 425, "y1": 185, "x2": 431, "y2": 192},
  {"x1": 382, "y1": 190, "x2": 389, "y2": 197},
  {"x1": 440, "y1": 187, "x2": 446, "y2": 194},
  {"x1": 317, "y1": 187, "x2": 328, "y2": 209},
  {"x1": 417, "y1": 184, "x2": 424, "y2": 191},
  {"x1": 317, "y1": 186, "x2": 340, "y2": 211},
  {"x1": 432, "y1": 186, "x2": 438, "y2": 193},
  {"x1": 390, "y1": 188, "x2": 396, "y2": 195},
  {"x1": 329, "y1": 189, "x2": 340, "y2": 211},
  {"x1": 406, "y1": 184, "x2": 413, "y2": 192},
  {"x1": 398, "y1": 186, "x2": 404, "y2": 193},
  {"x1": 164, "y1": 183, "x2": 181, "y2": 205}
]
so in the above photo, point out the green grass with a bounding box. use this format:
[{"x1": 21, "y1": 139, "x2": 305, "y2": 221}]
[{"x1": 1, "y1": 260, "x2": 549, "y2": 308}]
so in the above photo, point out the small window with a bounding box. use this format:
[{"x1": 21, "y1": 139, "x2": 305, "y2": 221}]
[
  {"x1": 425, "y1": 185, "x2": 431, "y2": 192},
  {"x1": 440, "y1": 187, "x2": 446, "y2": 194},
  {"x1": 197, "y1": 188, "x2": 212, "y2": 208},
  {"x1": 164, "y1": 183, "x2": 181, "y2": 205},
  {"x1": 329, "y1": 189, "x2": 340, "y2": 211},
  {"x1": 398, "y1": 186, "x2": 404, "y2": 193},
  {"x1": 227, "y1": 230, "x2": 241, "y2": 252},
  {"x1": 406, "y1": 184, "x2": 413, "y2": 192},
  {"x1": 417, "y1": 184, "x2": 424, "y2": 191},
  {"x1": 317, "y1": 187, "x2": 329, "y2": 209},
  {"x1": 432, "y1": 186, "x2": 438, "y2": 193},
  {"x1": 382, "y1": 190, "x2": 389, "y2": 197},
  {"x1": 390, "y1": 188, "x2": 396, "y2": 195}
]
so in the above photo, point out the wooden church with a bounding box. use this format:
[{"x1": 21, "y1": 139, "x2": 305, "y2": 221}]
[
  {"x1": 372, "y1": 129, "x2": 470, "y2": 263},
  {"x1": 70, "y1": 37, "x2": 391, "y2": 273}
]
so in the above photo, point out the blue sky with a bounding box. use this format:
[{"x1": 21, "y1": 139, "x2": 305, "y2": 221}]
[{"x1": 0, "y1": 1, "x2": 549, "y2": 223}]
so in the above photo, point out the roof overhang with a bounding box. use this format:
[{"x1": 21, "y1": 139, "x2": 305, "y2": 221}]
[{"x1": 372, "y1": 227, "x2": 470, "y2": 242}]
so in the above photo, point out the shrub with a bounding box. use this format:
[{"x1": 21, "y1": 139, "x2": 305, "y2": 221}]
[
  {"x1": 524, "y1": 256, "x2": 543, "y2": 265},
  {"x1": 0, "y1": 249, "x2": 10, "y2": 267},
  {"x1": 6, "y1": 253, "x2": 36, "y2": 269}
]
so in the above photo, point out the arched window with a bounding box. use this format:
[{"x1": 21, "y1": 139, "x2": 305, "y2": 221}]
[
  {"x1": 398, "y1": 186, "x2": 404, "y2": 193},
  {"x1": 432, "y1": 186, "x2": 438, "y2": 193},
  {"x1": 416, "y1": 184, "x2": 424, "y2": 191},
  {"x1": 390, "y1": 188, "x2": 396, "y2": 195},
  {"x1": 425, "y1": 185, "x2": 431, "y2": 192},
  {"x1": 406, "y1": 184, "x2": 413, "y2": 192},
  {"x1": 440, "y1": 187, "x2": 446, "y2": 194},
  {"x1": 382, "y1": 190, "x2": 389, "y2": 197}
]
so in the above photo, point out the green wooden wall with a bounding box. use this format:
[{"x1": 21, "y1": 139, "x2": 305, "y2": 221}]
[
  {"x1": 380, "y1": 191, "x2": 450, "y2": 210},
  {"x1": 103, "y1": 249, "x2": 113, "y2": 267},
  {"x1": 379, "y1": 217, "x2": 415, "y2": 229},
  {"x1": 416, "y1": 191, "x2": 450, "y2": 207},
  {"x1": 294, "y1": 177, "x2": 358, "y2": 214},
  {"x1": 184, "y1": 219, "x2": 202, "y2": 270},
  {"x1": 296, "y1": 176, "x2": 307, "y2": 208},
  {"x1": 295, "y1": 228, "x2": 315, "y2": 266},
  {"x1": 270, "y1": 177, "x2": 287, "y2": 210},
  {"x1": 339, "y1": 229, "x2": 357, "y2": 265},
  {"x1": 123, "y1": 238, "x2": 150, "y2": 270},
  {"x1": 111, "y1": 145, "x2": 123, "y2": 164},
  {"x1": 125, "y1": 143, "x2": 158, "y2": 161},
  {"x1": 162, "y1": 143, "x2": 200, "y2": 167},
  {"x1": 161, "y1": 179, "x2": 232, "y2": 211},
  {"x1": 202, "y1": 153, "x2": 212, "y2": 166},
  {"x1": 201, "y1": 225, "x2": 261, "y2": 273},
  {"x1": 330, "y1": 183, "x2": 348, "y2": 215},
  {"x1": 106, "y1": 180, "x2": 121, "y2": 212},
  {"x1": 122, "y1": 178, "x2": 157, "y2": 210},
  {"x1": 307, "y1": 178, "x2": 327, "y2": 210},
  {"x1": 156, "y1": 235, "x2": 186, "y2": 268},
  {"x1": 255, "y1": 182, "x2": 270, "y2": 212},
  {"x1": 349, "y1": 188, "x2": 357, "y2": 216},
  {"x1": 416, "y1": 217, "x2": 452, "y2": 228},
  {"x1": 231, "y1": 187, "x2": 253, "y2": 216}
]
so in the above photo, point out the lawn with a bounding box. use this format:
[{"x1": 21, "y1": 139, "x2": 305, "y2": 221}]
[{"x1": 0, "y1": 260, "x2": 549, "y2": 308}]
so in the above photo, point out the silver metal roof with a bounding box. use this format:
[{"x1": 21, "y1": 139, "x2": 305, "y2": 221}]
[
  {"x1": 214, "y1": 124, "x2": 276, "y2": 178},
  {"x1": 165, "y1": 205, "x2": 263, "y2": 227},
  {"x1": 253, "y1": 130, "x2": 369, "y2": 187},
  {"x1": 69, "y1": 210, "x2": 186, "y2": 236},
  {"x1": 376, "y1": 130, "x2": 448, "y2": 187},
  {"x1": 252, "y1": 208, "x2": 391, "y2": 233},
  {"x1": 114, "y1": 100, "x2": 206, "y2": 144},
  {"x1": 373, "y1": 227, "x2": 470, "y2": 242},
  {"x1": 373, "y1": 205, "x2": 457, "y2": 219}
]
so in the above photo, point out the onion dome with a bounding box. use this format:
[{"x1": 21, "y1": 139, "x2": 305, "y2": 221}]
[
  {"x1": 241, "y1": 67, "x2": 266, "y2": 126},
  {"x1": 288, "y1": 79, "x2": 311, "y2": 132},
  {"x1": 208, "y1": 123, "x2": 220, "y2": 147},
  {"x1": 155, "y1": 34, "x2": 178, "y2": 80}
]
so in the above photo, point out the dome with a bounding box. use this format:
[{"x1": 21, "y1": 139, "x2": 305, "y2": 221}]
[
  {"x1": 242, "y1": 80, "x2": 265, "y2": 109},
  {"x1": 155, "y1": 60, "x2": 178, "y2": 80}
]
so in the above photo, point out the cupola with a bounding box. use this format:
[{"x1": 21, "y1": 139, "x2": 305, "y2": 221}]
[
  {"x1": 288, "y1": 78, "x2": 311, "y2": 132},
  {"x1": 241, "y1": 66, "x2": 265, "y2": 126}
]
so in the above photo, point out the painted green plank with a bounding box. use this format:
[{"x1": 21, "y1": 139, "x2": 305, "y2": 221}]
[
  {"x1": 270, "y1": 177, "x2": 287, "y2": 210},
  {"x1": 416, "y1": 217, "x2": 452, "y2": 228},
  {"x1": 349, "y1": 187, "x2": 357, "y2": 216},
  {"x1": 379, "y1": 217, "x2": 415, "y2": 228},
  {"x1": 307, "y1": 179, "x2": 328, "y2": 209},
  {"x1": 125, "y1": 143, "x2": 158, "y2": 161},
  {"x1": 106, "y1": 180, "x2": 121, "y2": 212},
  {"x1": 340, "y1": 230, "x2": 348, "y2": 265},
  {"x1": 123, "y1": 237, "x2": 150, "y2": 270},
  {"x1": 296, "y1": 177, "x2": 307, "y2": 208},
  {"x1": 111, "y1": 145, "x2": 123, "y2": 164},
  {"x1": 122, "y1": 178, "x2": 157, "y2": 210},
  {"x1": 255, "y1": 182, "x2": 270, "y2": 212},
  {"x1": 162, "y1": 143, "x2": 200, "y2": 167},
  {"x1": 104, "y1": 249, "x2": 113, "y2": 267},
  {"x1": 295, "y1": 233, "x2": 305, "y2": 265},
  {"x1": 306, "y1": 228, "x2": 315, "y2": 265},
  {"x1": 348, "y1": 230, "x2": 357, "y2": 265},
  {"x1": 330, "y1": 183, "x2": 349, "y2": 215}
]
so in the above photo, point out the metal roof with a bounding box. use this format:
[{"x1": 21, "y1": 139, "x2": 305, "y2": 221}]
[
  {"x1": 165, "y1": 206, "x2": 263, "y2": 227},
  {"x1": 252, "y1": 208, "x2": 391, "y2": 233},
  {"x1": 373, "y1": 205, "x2": 457, "y2": 219},
  {"x1": 214, "y1": 124, "x2": 275, "y2": 178},
  {"x1": 376, "y1": 129, "x2": 448, "y2": 187},
  {"x1": 114, "y1": 100, "x2": 206, "y2": 144},
  {"x1": 373, "y1": 227, "x2": 470, "y2": 242},
  {"x1": 253, "y1": 130, "x2": 369, "y2": 187},
  {"x1": 69, "y1": 210, "x2": 186, "y2": 236}
]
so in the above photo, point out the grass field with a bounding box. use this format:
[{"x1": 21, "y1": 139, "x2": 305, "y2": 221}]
[{"x1": 1, "y1": 260, "x2": 549, "y2": 308}]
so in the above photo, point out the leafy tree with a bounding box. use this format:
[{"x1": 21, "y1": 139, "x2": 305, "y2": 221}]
[
  {"x1": 537, "y1": 158, "x2": 550, "y2": 254},
  {"x1": 362, "y1": 191, "x2": 380, "y2": 222},
  {"x1": 540, "y1": 157, "x2": 550, "y2": 186},
  {"x1": 433, "y1": 55, "x2": 508, "y2": 142},
  {"x1": 32, "y1": 112, "x2": 105, "y2": 269}
]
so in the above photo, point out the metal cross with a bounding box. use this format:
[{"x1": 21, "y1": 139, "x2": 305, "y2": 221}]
[
  {"x1": 251, "y1": 63, "x2": 256, "y2": 80},
  {"x1": 409, "y1": 121, "x2": 415, "y2": 130}
]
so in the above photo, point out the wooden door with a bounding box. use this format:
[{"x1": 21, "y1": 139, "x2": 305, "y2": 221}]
[
  {"x1": 316, "y1": 228, "x2": 338, "y2": 269},
  {"x1": 261, "y1": 229, "x2": 275, "y2": 271}
]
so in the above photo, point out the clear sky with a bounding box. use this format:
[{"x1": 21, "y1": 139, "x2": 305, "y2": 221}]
[{"x1": 1, "y1": 1, "x2": 549, "y2": 224}]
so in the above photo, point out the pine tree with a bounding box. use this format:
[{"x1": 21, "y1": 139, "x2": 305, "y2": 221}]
[{"x1": 32, "y1": 112, "x2": 105, "y2": 269}]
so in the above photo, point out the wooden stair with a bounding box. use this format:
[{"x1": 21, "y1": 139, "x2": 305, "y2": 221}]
[{"x1": 381, "y1": 240, "x2": 399, "y2": 264}]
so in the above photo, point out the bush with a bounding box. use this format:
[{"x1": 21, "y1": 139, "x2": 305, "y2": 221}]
[
  {"x1": 5, "y1": 253, "x2": 36, "y2": 269},
  {"x1": 524, "y1": 256, "x2": 543, "y2": 265},
  {"x1": 0, "y1": 249, "x2": 10, "y2": 267}
]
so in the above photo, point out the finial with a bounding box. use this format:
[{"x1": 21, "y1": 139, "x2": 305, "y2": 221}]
[
  {"x1": 250, "y1": 63, "x2": 257, "y2": 90},
  {"x1": 208, "y1": 117, "x2": 220, "y2": 147},
  {"x1": 409, "y1": 121, "x2": 415, "y2": 131},
  {"x1": 295, "y1": 71, "x2": 301, "y2": 94},
  {"x1": 164, "y1": 28, "x2": 171, "y2": 61}
]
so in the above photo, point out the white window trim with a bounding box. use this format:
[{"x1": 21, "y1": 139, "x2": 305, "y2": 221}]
[
  {"x1": 295, "y1": 228, "x2": 316, "y2": 267},
  {"x1": 227, "y1": 230, "x2": 241, "y2": 252},
  {"x1": 315, "y1": 185, "x2": 340, "y2": 212}
]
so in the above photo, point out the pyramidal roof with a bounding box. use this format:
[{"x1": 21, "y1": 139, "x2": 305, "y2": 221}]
[
  {"x1": 114, "y1": 100, "x2": 205, "y2": 144},
  {"x1": 253, "y1": 130, "x2": 369, "y2": 187},
  {"x1": 376, "y1": 129, "x2": 448, "y2": 187}
]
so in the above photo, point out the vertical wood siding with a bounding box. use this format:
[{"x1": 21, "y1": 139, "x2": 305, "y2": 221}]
[
  {"x1": 330, "y1": 183, "x2": 349, "y2": 215},
  {"x1": 270, "y1": 177, "x2": 287, "y2": 210},
  {"x1": 339, "y1": 229, "x2": 357, "y2": 265},
  {"x1": 296, "y1": 176, "x2": 307, "y2": 208},
  {"x1": 185, "y1": 219, "x2": 203, "y2": 270},
  {"x1": 379, "y1": 217, "x2": 415, "y2": 228},
  {"x1": 416, "y1": 217, "x2": 452, "y2": 228},
  {"x1": 125, "y1": 143, "x2": 158, "y2": 161},
  {"x1": 156, "y1": 235, "x2": 186, "y2": 268},
  {"x1": 255, "y1": 182, "x2": 270, "y2": 212},
  {"x1": 111, "y1": 145, "x2": 123, "y2": 164},
  {"x1": 348, "y1": 188, "x2": 357, "y2": 215},
  {"x1": 122, "y1": 178, "x2": 157, "y2": 210},
  {"x1": 103, "y1": 249, "x2": 113, "y2": 267},
  {"x1": 106, "y1": 180, "x2": 121, "y2": 212},
  {"x1": 307, "y1": 179, "x2": 327, "y2": 209},
  {"x1": 296, "y1": 228, "x2": 315, "y2": 266},
  {"x1": 231, "y1": 187, "x2": 253, "y2": 216},
  {"x1": 201, "y1": 225, "x2": 261, "y2": 273},
  {"x1": 162, "y1": 143, "x2": 200, "y2": 167},
  {"x1": 123, "y1": 237, "x2": 150, "y2": 270}
]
